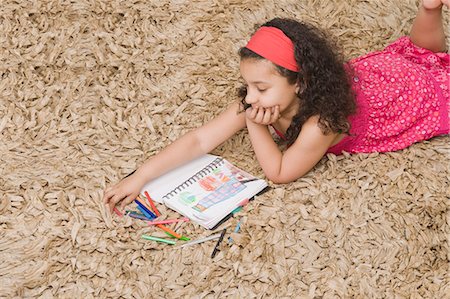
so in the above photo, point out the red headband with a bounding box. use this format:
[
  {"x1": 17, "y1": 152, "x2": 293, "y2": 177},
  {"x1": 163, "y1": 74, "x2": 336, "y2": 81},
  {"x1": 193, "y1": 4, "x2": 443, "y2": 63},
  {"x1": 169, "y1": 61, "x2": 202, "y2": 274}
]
[{"x1": 245, "y1": 26, "x2": 299, "y2": 72}]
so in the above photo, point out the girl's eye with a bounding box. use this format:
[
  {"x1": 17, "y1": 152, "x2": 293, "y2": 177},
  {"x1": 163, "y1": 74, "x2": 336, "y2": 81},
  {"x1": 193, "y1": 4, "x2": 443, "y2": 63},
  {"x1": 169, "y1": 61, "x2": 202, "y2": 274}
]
[{"x1": 257, "y1": 88, "x2": 267, "y2": 92}]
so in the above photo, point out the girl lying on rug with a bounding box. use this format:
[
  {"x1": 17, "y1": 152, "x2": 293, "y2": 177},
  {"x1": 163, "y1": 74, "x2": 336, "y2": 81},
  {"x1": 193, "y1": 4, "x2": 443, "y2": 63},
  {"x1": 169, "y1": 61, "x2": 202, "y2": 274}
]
[{"x1": 104, "y1": 0, "x2": 449, "y2": 212}]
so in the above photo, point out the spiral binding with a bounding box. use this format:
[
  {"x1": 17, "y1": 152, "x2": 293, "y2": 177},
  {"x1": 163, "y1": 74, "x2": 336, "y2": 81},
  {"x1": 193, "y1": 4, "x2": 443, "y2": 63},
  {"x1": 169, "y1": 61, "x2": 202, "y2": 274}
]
[{"x1": 163, "y1": 157, "x2": 225, "y2": 199}]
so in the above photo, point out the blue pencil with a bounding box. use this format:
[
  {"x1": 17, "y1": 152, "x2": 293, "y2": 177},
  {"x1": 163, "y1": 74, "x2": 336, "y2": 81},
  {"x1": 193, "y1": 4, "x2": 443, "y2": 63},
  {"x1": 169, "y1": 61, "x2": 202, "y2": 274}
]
[
  {"x1": 136, "y1": 205, "x2": 155, "y2": 220},
  {"x1": 228, "y1": 218, "x2": 242, "y2": 243},
  {"x1": 135, "y1": 200, "x2": 156, "y2": 220},
  {"x1": 134, "y1": 199, "x2": 157, "y2": 219}
]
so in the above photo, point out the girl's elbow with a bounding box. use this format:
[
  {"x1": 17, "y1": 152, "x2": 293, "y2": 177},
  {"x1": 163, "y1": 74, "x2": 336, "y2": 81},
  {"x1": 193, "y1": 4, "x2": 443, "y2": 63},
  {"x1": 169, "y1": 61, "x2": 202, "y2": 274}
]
[
  {"x1": 269, "y1": 177, "x2": 292, "y2": 184},
  {"x1": 265, "y1": 172, "x2": 300, "y2": 184},
  {"x1": 265, "y1": 167, "x2": 310, "y2": 184}
]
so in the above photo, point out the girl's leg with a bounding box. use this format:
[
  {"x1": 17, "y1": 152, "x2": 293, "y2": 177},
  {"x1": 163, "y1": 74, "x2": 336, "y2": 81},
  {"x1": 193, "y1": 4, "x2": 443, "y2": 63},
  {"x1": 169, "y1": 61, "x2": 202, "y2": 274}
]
[{"x1": 410, "y1": 0, "x2": 449, "y2": 52}]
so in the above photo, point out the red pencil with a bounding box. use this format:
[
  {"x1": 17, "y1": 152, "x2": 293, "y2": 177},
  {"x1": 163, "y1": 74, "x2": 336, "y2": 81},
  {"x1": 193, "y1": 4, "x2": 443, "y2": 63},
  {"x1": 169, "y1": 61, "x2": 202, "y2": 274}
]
[
  {"x1": 113, "y1": 207, "x2": 123, "y2": 217},
  {"x1": 144, "y1": 191, "x2": 161, "y2": 217}
]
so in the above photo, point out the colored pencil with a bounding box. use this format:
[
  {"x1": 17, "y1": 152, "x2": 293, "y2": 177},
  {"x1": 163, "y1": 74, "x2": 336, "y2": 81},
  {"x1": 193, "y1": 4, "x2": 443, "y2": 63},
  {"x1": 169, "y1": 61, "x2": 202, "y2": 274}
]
[
  {"x1": 144, "y1": 191, "x2": 161, "y2": 217},
  {"x1": 228, "y1": 218, "x2": 242, "y2": 243},
  {"x1": 147, "y1": 218, "x2": 190, "y2": 226},
  {"x1": 135, "y1": 197, "x2": 155, "y2": 215},
  {"x1": 142, "y1": 235, "x2": 176, "y2": 245},
  {"x1": 179, "y1": 233, "x2": 222, "y2": 248},
  {"x1": 164, "y1": 231, "x2": 190, "y2": 241},
  {"x1": 156, "y1": 224, "x2": 183, "y2": 239},
  {"x1": 125, "y1": 210, "x2": 145, "y2": 216},
  {"x1": 211, "y1": 228, "x2": 227, "y2": 258},
  {"x1": 136, "y1": 205, "x2": 155, "y2": 220},
  {"x1": 113, "y1": 207, "x2": 123, "y2": 217},
  {"x1": 127, "y1": 212, "x2": 150, "y2": 221},
  {"x1": 134, "y1": 199, "x2": 157, "y2": 219}
]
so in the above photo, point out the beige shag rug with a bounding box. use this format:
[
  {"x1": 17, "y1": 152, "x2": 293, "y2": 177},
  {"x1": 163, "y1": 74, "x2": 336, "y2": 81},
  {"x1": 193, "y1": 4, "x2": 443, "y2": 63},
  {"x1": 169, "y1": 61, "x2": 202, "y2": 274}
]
[{"x1": 1, "y1": 0, "x2": 449, "y2": 298}]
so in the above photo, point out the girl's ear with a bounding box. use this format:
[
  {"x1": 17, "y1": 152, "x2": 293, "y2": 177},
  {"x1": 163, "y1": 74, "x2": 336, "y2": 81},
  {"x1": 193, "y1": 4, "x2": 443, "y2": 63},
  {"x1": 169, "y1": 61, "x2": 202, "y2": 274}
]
[
  {"x1": 295, "y1": 78, "x2": 306, "y2": 94},
  {"x1": 295, "y1": 82, "x2": 301, "y2": 94}
]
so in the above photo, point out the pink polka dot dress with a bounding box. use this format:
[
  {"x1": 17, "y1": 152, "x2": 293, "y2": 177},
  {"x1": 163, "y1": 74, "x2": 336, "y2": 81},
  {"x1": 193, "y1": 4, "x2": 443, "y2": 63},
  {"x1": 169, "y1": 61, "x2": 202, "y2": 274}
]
[{"x1": 327, "y1": 37, "x2": 449, "y2": 154}]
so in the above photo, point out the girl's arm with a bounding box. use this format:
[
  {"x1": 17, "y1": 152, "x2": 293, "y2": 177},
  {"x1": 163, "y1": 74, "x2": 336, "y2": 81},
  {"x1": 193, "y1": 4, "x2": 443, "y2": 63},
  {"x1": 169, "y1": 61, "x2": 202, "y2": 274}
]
[
  {"x1": 246, "y1": 115, "x2": 336, "y2": 183},
  {"x1": 103, "y1": 101, "x2": 246, "y2": 212}
]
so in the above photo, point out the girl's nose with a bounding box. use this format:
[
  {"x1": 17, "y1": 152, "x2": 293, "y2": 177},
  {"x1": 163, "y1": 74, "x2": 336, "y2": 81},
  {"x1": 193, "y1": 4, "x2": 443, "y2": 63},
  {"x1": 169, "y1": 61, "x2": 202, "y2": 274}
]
[{"x1": 245, "y1": 91, "x2": 258, "y2": 105}]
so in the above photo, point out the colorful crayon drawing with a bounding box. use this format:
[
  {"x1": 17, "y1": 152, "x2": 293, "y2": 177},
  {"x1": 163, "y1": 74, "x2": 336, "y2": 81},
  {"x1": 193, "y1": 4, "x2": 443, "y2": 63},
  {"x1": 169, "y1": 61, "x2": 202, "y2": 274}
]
[
  {"x1": 212, "y1": 167, "x2": 232, "y2": 183},
  {"x1": 198, "y1": 175, "x2": 220, "y2": 191},
  {"x1": 227, "y1": 163, "x2": 253, "y2": 181},
  {"x1": 175, "y1": 160, "x2": 250, "y2": 212},
  {"x1": 193, "y1": 178, "x2": 246, "y2": 212},
  {"x1": 178, "y1": 192, "x2": 199, "y2": 207}
]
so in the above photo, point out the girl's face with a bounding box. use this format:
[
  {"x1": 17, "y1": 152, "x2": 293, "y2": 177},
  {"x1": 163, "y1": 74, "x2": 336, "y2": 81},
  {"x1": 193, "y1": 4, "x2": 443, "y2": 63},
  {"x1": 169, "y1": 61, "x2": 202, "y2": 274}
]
[{"x1": 240, "y1": 58, "x2": 299, "y2": 116}]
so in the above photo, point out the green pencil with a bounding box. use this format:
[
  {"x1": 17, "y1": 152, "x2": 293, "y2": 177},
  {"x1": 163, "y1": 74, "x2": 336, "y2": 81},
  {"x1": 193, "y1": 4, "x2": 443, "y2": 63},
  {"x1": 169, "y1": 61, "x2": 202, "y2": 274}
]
[
  {"x1": 164, "y1": 231, "x2": 190, "y2": 241},
  {"x1": 142, "y1": 234, "x2": 176, "y2": 245}
]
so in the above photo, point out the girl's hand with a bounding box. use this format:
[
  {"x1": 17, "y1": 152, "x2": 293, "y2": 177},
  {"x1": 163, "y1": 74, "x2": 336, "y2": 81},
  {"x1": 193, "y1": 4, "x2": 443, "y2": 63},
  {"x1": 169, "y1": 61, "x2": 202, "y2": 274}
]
[
  {"x1": 245, "y1": 106, "x2": 280, "y2": 125},
  {"x1": 103, "y1": 173, "x2": 146, "y2": 213}
]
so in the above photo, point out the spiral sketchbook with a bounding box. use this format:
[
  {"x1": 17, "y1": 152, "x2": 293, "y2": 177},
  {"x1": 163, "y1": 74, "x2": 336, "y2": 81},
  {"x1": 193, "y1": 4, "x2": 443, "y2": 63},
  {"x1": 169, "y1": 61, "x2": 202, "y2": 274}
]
[{"x1": 140, "y1": 154, "x2": 268, "y2": 229}]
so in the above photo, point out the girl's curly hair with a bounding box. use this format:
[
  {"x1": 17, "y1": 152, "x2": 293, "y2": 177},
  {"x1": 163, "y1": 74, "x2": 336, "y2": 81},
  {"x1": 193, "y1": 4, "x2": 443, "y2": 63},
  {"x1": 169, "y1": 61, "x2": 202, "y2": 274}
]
[{"x1": 238, "y1": 18, "x2": 356, "y2": 145}]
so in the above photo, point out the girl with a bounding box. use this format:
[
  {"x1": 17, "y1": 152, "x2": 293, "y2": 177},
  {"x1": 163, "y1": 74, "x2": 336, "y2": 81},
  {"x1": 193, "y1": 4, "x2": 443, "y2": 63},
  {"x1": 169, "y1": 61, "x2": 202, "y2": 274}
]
[{"x1": 104, "y1": 0, "x2": 449, "y2": 213}]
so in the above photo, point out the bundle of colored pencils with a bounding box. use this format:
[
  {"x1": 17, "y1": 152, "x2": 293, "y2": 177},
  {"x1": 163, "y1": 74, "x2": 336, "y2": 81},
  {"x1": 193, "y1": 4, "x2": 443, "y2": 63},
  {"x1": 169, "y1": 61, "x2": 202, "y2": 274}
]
[{"x1": 123, "y1": 191, "x2": 190, "y2": 242}]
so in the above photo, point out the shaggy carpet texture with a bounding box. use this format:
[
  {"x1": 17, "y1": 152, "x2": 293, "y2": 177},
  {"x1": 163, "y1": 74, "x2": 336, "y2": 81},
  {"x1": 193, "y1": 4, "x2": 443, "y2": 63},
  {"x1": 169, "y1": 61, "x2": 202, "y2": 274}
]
[{"x1": 1, "y1": 0, "x2": 449, "y2": 298}]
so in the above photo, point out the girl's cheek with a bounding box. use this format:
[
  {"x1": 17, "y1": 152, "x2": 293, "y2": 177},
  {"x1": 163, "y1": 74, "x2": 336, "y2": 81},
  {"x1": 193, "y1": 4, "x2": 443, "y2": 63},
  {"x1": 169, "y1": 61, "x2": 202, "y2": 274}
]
[{"x1": 259, "y1": 98, "x2": 275, "y2": 109}]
